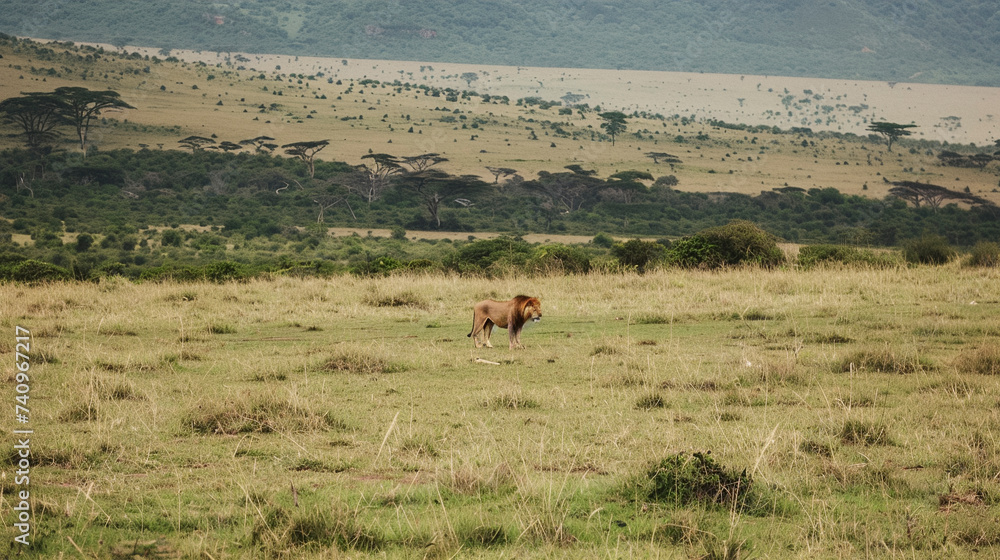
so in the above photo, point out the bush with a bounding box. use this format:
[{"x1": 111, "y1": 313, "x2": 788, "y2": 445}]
[
  {"x1": 349, "y1": 256, "x2": 404, "y2": 276},
  {"x1": 75, "y1": 233, "x2": 94, "y2": 252},
  {"x1": 642, "y1": 452, "x2": 757, "y2": 512},
  {"x1": 612, "y1": 238, "x2": 666, "y2": 272},
  {"x1": 666, "y1": 235, "x2": 722, "y2": 269},
  {"x1": 442, "y1": 236, "x2": 531, "y2": 275},
  {"x1": 798, "y1": 244, "x2": 900, "y2": 268},
  {"x1": 964, "y1": 241, "x2": 1000, "y2": 267},
  {"x1": 667, "y1": 221, "x2": 783, "y2": 269},
  {"x1": 700, "y1": 221, "x2": 784, "y2": 267},
  {"x1": 591, "y1": 232, "x2": 615, "y2": 248},
  {"x1": 527, "y1": 244, "x2": 591, "y2": 274},
  {"x1": 1, "y1": 259, "x2": 71, "y2": 282},
  {"x1": 902, "y1": 234, "x2": 954, "y2": 265}
]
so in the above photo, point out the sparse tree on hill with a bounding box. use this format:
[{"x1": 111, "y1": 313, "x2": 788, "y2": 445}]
[
  {"x1": 599, "y1": 111, "x2": 628, "y2": 146},
  {"x1": 178, "y1": 136, "x2": 216, "y2": 152},
  {"x1": 54, "y1": 87, "x2": 135, "y2": 155},
  {"x1": 282, "y1": 139, "x2": 329, "y2": 178},
  {"x1": 461, "y1": 72, "x2": 479, "y2": 87},
  {"x1": 645, "y1": 151, "x2": 682, "y2": 165},
  {"x1": 486, "y1": 166, "x2": 517, "y2": 184},
  {"x1": 0, "y1": 92, "x2": 69, "y2": 151},
  {"x1": 889, "y1": 180, "x2": 993, "y2": 210},
  {"x1": 218, "y1": 141, "x2": 243, "y2": 153},
  {"x1": 239, "y1": 136, "x2": 277, "y2": 153},
  {"x1": 867, "y1": 121, "x2": 916, "y2": 152},
  {"x1": 402, "y1": 153, "x2": 448, "y2": 172}
]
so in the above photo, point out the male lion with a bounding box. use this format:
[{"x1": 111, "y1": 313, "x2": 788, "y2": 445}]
[{"x1": 468, "y1": 295, "x2": 542, "y2": 349}]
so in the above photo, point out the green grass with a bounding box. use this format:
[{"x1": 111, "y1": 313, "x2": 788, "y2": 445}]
[{"x1": 5, "y1": 264, "x2": 1000, "y2": 557}]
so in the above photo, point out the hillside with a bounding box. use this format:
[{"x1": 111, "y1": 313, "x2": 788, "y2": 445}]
[
  {"x1": 1, "y1": 0, "x2": 999, "y2": 86},
  {"x1": 2, "y1": 35, "x2": 1000, "y2": 284}
]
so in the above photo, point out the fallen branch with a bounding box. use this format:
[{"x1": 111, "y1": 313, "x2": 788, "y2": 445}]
[{"x1": 474, "y1": 358, "x2": 501, "y2": 365}]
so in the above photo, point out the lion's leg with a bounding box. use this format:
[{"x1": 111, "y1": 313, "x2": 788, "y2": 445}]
[
  {"x1": 509, "y1": 327, "x2": 521, "y2": 349},
  {"x1": 483, "y1": 320, "x2": 494, "y2": 348}
]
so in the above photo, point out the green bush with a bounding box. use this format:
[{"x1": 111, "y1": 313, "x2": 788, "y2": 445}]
[
  {"x1": 698, "y1": 220, "x2": 785, "y2": 267},
  {"x1": 964, "y1": 241, "x2": 1000, "y2": 267},
  {"x1": 349, "y1": 256, "x2": 404, "y2": 276},
  {"x1": 666, "y1": 235, "x2": 722, "y2": 269},
  {"x1": 1, "y1": 259, "x2": 71, "y2": 282},
  {"x1": 591, "y1": 232, "x2": 615, "y2": 248},
  {"x1": 642, "y1": 452, "x2": 758, "y2": 512},
  {"x1": 527, "y1": 244, "x2": 591, "y2": 274},
  {"x1": 798, "y1": 244, "x2": 900, "y2": 268},
  {"x1": 667, "y1": 221, "x2": 783, "y2": 269},
  {"x1": 442, "y1": 236, "x2": 531, "y2": 275},
  {"x1": 902, "y1": 234, "x2": 954, "y2": 265},
  {"x1": 611, "y1": 238, "x2": 666, "y2": 273}
]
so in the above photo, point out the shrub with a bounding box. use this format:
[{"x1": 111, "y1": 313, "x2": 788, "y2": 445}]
[
  {"x1": 443, "y1": 236, "x2": 531, "y2": 275},
  {"x1": 698, "y1": 221, "x2": 785, "y2": 267},
  {"x1": 964, "y1": 241, "x2": 1000, "y2": 267},
  {"x1": 527, "y1": 244, "x2": 591, "y2": 274},
  {"x1": 1, "y1": 259, "x2": 71, "y2": 282},
  {"x1": 591, "y1": 232, "x2": 615, "y2": 247},
  {"x1": 612, "y1": 238, "x2": 667, "y2": 272},
  {"x1": 75, "y1": 233, "x2": 94, "y2": 252},
  {"x1": 798, "y1": 244, "x2": 899, "y2": 268},
  {"x1": 666, "y1": 235, "x2": 722, "y2": 269},
  {"x1": 643, "y1": 452, "x2": 755, "y2": 510},
  {"x1": 902, "y1": 234, "x2": 954, "y2": 265},
  {"x1": 202, "y1": 261, "x2": 249, "y2": 282},
  {"x1": 350, "y1": 256, "x2": 403, "y2": 276},
  {"x1": 667, "y1": 221, "x2": 783, "y2": 269},
  {"x1": 389, "y1": 226, "x2": 407, "y2": 240}
]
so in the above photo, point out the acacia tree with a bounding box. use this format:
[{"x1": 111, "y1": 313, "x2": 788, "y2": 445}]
[
  {"x1": 889, "y1": 180, "x2": 992, "y2": 209},
  {"x1": 239, "y1": 136, "x2": 277, "y2": 153},
  {"x1": 178, "y1": 136, "x2": 216, "y2": 152},
  {"x1": 645, "y1": 152, "x2": 682, "y2": 165},
  {"x1": 401, "y1": 153, "x2": 448, "y2": 172},
  {"x1": 0, "y1": 92, "x2": 69, "y2": 151},
  {"x1": 54, "y1": 87, "x2": 135, "y2": 155},
  {"x1": 485, "y1": 166, "x2": 517, "y2": 184},
  {"x1": 282, "y1": 139, "x2": 329, "y2": 178},
  {"x1": 868, "y1": 121, "x2": 916, "y2": 151},
  {"x1": 396, "y1": 169, "x2": 487, "y2": 228},
  {"x1": 599, "y1": 111, "x2": 628, "y2": 146},
  {"x1": 352, "y1": 153, "x2": 403, "y2": 205}
]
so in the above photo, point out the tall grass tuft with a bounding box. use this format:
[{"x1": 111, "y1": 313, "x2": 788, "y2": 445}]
[
  {"x1": 839, "y1": 419, "x2": 892, "y2": 446},
  {"x1": 321, "y1": 351, "x2": 406, "y2": 374},
  {"x1": 184, "y1": 395, "x2": 344, "y2": 434},
  {"x1": 954, "y1": 344, "x2": 1000, "y2": 375},
  {"x1": 838, "y1": 346, "x2": 932, "y2": 374}
]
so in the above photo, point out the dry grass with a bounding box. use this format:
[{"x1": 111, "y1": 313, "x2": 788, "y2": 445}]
[{"x1": 5, "y1": 263, "x2": 1000, "y2": 557}]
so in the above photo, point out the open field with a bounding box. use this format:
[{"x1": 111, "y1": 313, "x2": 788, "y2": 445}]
[
  {"x1": 3, "y1": 38, "x2": 999, "y2": 204},
  {"x1": 5, "y1": 265, "x2": 1000, "y2": 557}
]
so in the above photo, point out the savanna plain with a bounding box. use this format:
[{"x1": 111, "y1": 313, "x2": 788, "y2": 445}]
[{"x1": 5, "y1": 264, "x2": 1000, "y2": 558}]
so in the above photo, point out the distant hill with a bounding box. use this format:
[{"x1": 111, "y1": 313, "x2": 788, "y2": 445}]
[{"x1": 2, "y1": 0, "x2": 999, "y2": 86}]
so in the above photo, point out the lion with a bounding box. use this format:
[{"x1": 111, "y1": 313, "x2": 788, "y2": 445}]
[{"x1": 468, "y1": 295, "x2": 542, "y2": 349}]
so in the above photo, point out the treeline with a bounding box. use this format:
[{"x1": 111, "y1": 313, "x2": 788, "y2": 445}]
[
  {"x1": 2, "y1": 147, "x2": 999, "y2": 280},
  {"x1": 2, "y1": 0, "x2": 998, "y2": 85}
]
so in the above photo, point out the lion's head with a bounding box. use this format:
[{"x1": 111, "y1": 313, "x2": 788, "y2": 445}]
[{"x1": 516, "y1": 295, "x2": 542, "y2": 324}]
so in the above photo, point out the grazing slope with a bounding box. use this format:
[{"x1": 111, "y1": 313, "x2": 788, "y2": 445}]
[{"x1": 2, "y1": 0, "x2": 999, "y2": 85}]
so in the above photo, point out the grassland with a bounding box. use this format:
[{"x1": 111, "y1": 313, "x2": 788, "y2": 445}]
[
  {"x1": 5, "y1": 263, "x2": 1000, "y2": 558},
  {"x1": 3, "y1": 38, "x2": 999, "y2": 206}
]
